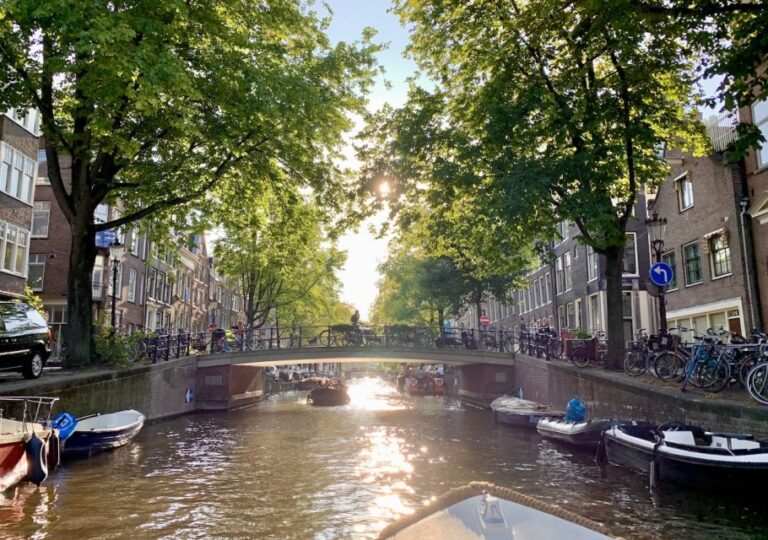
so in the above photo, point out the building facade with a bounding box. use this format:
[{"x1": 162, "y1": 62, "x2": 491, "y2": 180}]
[
  {"x1": 651, "y1": 142, "x2": 757, "y2": 339},
  {"x1": 0, "y1": 108, "x2": 40, "y2": 298},
  {"x1": 743, "y1": 77, "x2": 768, "y2": 331}
]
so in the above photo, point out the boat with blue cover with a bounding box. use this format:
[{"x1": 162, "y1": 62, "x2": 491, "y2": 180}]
[
  {"x1": 53, "y1": 409, "x2": 145, "y2": 457},
  {"x1": 490, "y1": 396, "x2": 564, "y2": 427}
]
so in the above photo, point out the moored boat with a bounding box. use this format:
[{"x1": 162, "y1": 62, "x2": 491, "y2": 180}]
[
  {"x1": 307, "y1": 382, "x2": 350, "y2": 406},
  {"x1": 377, "y1": 481, "x2": 615, "y2": 539},
  {"x1": 54, "y1": 409, "x2": 145, "y2": 457},
  {"x1": 297, "y1": 377, "x2": 326, "y2": 391},
  {"x1": 603, "y1": 422, "x2": 768, "y2": 490},
  {"x1": 0, "y1": 396, "x2": 59, "y2": 492},
  {"x1": 490, "y1": 396, "x2": 564, "y2": 427},
  {"x1": 405, "y1": 373, "x2": 445, "y2": 396},
  {"x1": 537, "y1": 418, "x2": 618, "y2": 449}
]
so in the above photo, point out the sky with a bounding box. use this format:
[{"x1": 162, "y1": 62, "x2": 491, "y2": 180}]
[{"x1": 322, "y1": 0, "x2": 417, "y2": 320}]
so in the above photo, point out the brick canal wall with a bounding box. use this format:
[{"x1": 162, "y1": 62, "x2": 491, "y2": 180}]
[
  {"x1": 0, "y1": 358, "x2": 198, "y2": 421},
  {"x1": 512, "y1": 354, "x2": 768, "y2": 438}
]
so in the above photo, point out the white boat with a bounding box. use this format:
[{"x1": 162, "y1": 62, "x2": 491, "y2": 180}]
[
  {"x1": 53, "y1": 409, "x2": 145, "y2": 457},
  {"x1": 490, "y1": 396, "x2": 564, "y2": 427},
  {"x1": 536, "y1": 418, "x2": 618, "y2": 449},
  {"x1": 603, "y1": 422, "x2": 768, "y2": 490},
  {"x1": 378, "y1": 482, "x2": 615, "y2": 539}
]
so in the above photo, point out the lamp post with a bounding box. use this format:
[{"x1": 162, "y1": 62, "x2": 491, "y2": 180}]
[
  {"x1": 645, "y1": 211, "x2": 668, "y2": 333},
  {"x1": 109, "y1": 241, "x2": 124, "y2": 331}
]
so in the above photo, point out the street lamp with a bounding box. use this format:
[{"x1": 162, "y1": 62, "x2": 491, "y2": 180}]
[
  {"x1": 109, "y1": 241, "x2": 124, "y2": 331},
  {"x1": 645, "y1": 211, "x2": 668, "y2": 332}
]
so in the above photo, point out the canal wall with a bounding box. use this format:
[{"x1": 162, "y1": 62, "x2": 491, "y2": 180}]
[
  {"x1": 511, "y1": 354, "x2": 768, "y2": 438},
  {"x1": 0, "y1": 358, "x2": 198, "y2": 421}
]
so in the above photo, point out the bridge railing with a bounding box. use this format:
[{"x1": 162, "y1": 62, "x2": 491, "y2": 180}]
[{"x1": 137, "y1": 325, "x2": 517, "y2": 363}]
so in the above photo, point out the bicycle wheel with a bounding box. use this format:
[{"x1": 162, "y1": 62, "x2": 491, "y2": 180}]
[
  {"x1": 571, "y1": 352, "x2": 589, "y2": 367},
  {"x1": 694, "y1": 358, "x2": 730, "y2": 392},
  {"x1": 547, "y1": 339, "x2": 563, "y2": 360},
  {"x1": 654, "y1": 352, "x2": 684, "y2": 382},
  {"x1": 318, "y1": 330, "x2": 334, "y2": 347},
  {"x1": 623, "y1": 350, "x2": 646, "y2": 376},
  {"x1": 738, "y1": 353, "x2": 762, "y2": 387},
  {"x1": 747, "y1": 363, "x2": 768, "y2": 405}
]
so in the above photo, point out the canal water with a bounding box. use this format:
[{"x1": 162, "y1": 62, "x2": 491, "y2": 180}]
[{"x1": 2, "y1": 377, "x2": 767, "y2": 539}]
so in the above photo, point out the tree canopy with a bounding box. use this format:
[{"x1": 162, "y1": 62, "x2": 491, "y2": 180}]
[{"x1": 0, "y1": 0, "x2": 378, "y2": 364}]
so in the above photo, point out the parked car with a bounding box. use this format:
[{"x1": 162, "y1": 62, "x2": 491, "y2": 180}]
[{"x1": 0, "y1": 302, "x2": 51, "y2": 379}]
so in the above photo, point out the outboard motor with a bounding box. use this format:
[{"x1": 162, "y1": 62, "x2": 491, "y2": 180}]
[{"x1": 565, "y1": 397, "x2": 587, "y2": 423}]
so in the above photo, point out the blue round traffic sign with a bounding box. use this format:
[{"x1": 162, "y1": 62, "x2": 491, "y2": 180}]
[{"x1": 649, "y1": 262, "x2": 673, "y2": 287}]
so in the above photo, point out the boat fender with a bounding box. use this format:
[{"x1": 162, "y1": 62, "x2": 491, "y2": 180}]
[
  {"x1": 47, "y1": 431, "x2": 61, "y2": 470},
  {"x1": 51, "y1": 412, "x2": 78, "y2": 441},
  {"x1": 25, "y1": 433, "x2": 48, "y2": 486},
  {"x1": 649, "y1": 437, "x2": 664, "y2": 490}
]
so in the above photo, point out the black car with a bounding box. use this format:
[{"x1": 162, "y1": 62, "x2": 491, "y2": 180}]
[{"x1": 0, "y1": 302, "x2": 51, "y2": 379}]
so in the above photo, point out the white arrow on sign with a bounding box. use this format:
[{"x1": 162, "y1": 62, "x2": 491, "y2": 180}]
[{"x1": 653, "y1": 265, "x2": 669, "y2": 283}]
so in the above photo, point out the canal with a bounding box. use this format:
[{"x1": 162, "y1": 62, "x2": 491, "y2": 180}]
[{"x1": 2, "y1": 377, "x2": 767, "y2": 539}]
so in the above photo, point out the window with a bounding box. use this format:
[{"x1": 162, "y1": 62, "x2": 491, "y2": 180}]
[
  {"x1": 676, "y1": 172, "x2": 694, "y2": 211},
  {"x1": 558, "y1": 305, "x2": 566, "y2": 330},
  {"x1": 37, "y1": 149, "x2": 47, "y2": 162},
  {"x1": 147, "y1": 268, "x2": 157, "y2": 299},
  {"x1": 574, "y1": 299, "x2": 582, "y2": 329},
  {"x1": 555, "y1": 258, "x2": 564, "y2": 294},
  {"x1": 683, "y1": 242, "x2": 702, "y2": 285},
  {"x1": 556, "y1": 221, "x2": 568, "y2": 242},
  {"x1": 589, "y1": 294, "x2": 601, "y2": 331},
  {"x1": 623, "y1": 292, "x2": 634, "y2": 339},
  {"x1": 32, "y1": 202, "x2": 50, "y2": 238},
  {"x1": 128, "y1": 268, "x2": 137, "y2": 302},
  {"x1": 708, "y1": 233, "x2": 731, "y2": 277},
  {"x1": 0, "y1": 221, "x2": 29, "y2": 276},
  {"x1": 587, "y1": 246, "x2": 598, "y2": 281},
  {"x1": 27, "y1": 254, "x2": 46, "y2": 291},
  {"x1": 753, "y1": 98, "x2": 768, "y2": 169},
  {"x1": 566, "y1": 302, "x2": 575, "y2": 329},
  {"x1": 545, "y1": 273, "x2": 551, "y2": 303},
  {"x1": 108, "y1": 263, "x2": 123, "y2": 299},
  {"x1": 94, "y1": 204, "x2": 109, "y2": 224},
  {"x1": 661, "y1": 251, "x2": 678, "y2": 289},
  {"x1": 563, "y1": 253, "x2": 572, "y2": 291},
  {"x1": 534, "y1": 280, "x2": 540, "y2": 307},
  {"x1": 0, "y1": 142, "x2": 35, "y2": 204},
  {"x1": 622, "y1": 233, "x2": 638, "y2": 275},
  {"x1": 92, "y1": 256, "x2": 104, "y2": 298}
]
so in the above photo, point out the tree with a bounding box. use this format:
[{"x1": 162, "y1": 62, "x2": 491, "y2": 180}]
[
  {"x1": 382, "y1": 0, "x2": 706, "y2": 368},
  {"x1": 214, "y1": 186, "x2": 345, "y2": 331},
  {"x1": 0, "y1": 1, "x2": 377, "y2": 365}
]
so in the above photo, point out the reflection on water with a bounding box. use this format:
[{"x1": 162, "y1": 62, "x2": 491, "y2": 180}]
[{"x1": 2, "y1": 377, "x2": 768, "y2": 539}]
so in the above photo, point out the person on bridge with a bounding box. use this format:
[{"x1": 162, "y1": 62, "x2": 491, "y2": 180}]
[{"x1": 351, "y1": 309, "x2": 360, "y2": 326}]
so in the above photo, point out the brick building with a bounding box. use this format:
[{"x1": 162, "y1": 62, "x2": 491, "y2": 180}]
[
  {"x1": 650, "y1": 138, "x2": 757, "y2": 337},
  {"x1": 0, "y1": 108, "x2": 40, "y2": 298},
  {"x1": 743, "y1": 73, "x2": 768, "y2": 331}
]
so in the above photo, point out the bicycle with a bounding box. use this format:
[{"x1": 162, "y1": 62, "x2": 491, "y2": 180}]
[
  {"x1": 679, "y1": 330, "x2": 730, "y2": 393},
  {"x1": 624, "y1": 328, "x2": 653, "y2": 376},
  {"x1": 746, "y1": 345, "x2": 768, "y2": 404}
]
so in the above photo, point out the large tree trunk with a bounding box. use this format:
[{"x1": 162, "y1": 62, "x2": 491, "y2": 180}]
[
  {"x1": 603, "y1": 246, "x2": 625, "y2": 370},
  {"x1": 65, "y1": 216, "x2": 98, "y2": 367}
]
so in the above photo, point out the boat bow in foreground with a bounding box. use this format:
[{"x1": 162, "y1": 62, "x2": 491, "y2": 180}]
[{"x1": 378, "y1": 482, "x2": 617, "y2": 540}]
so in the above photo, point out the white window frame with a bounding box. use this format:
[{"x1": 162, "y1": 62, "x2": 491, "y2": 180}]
[
  {"x1": 0, "y1": 142, "x2": 36, "y2": 205},
  {"x1": 587, "y1": 246, "x2": 598, "y2": 282},
  {"x1": 622, "y1": 232, "x2": 639, "y2": 277},
  {"x1": 0, "y1": 220, "x2": 30, "y2": 277},
  {"x1": 128, "y1": 267, "x2": 137, "y2": 303},
  {"x1": 676, "y1": 172, "x2": 694, "y2": 211},
  {"x1": 707, "y1": 231, "x2": 732, "y2": 278},
  {"x1": 32, "y1": 201, "x2": 51, "y2": 238},
  {"x1": 27, "y1": 253, "x2": 46, "y2": 291},
  {"x1": 661, "y1": 250, "x2": 678, "y2": 291},
  {"x1": 683, "y1": 241, "x2": 703, "y2": 286},
  {"x1": 564, "y1": 253, "x2": 572, "y2": 291},
  {"x1": 753, "y1": 97, "x2": 768, "y2": 169},
  {"x1": 545, "y1": 273, "x2": 551, "y2": 304}
]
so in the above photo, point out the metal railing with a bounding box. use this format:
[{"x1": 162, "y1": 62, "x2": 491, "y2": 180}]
[{"x1": 135, "y1": 325, "x2": 517, "y2": 363}]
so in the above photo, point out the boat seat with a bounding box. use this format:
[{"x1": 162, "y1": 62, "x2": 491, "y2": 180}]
[
  {"x1": 662, "y1": 430, "x2": 696, "y2": 446},
  {"x1": 729, "y1": 439, "x2": 761, "y2": 451}
]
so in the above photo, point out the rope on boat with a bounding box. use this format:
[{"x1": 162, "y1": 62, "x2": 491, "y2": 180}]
[{"x1": 376, "y1": 481, "x2": 621, "y2": 539}]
